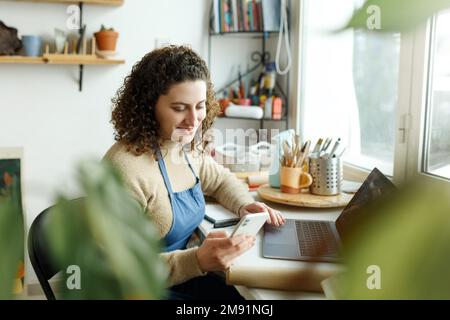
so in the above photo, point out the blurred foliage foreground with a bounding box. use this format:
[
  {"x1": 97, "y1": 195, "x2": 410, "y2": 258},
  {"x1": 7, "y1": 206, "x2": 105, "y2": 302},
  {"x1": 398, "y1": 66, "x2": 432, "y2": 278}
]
[
  {"x1": 0, "y1": 178, "x2": 24, "y2": 299},
  {"x1": 48, "y1": 161, "x2": 168, "y2": 299},
  {"x1": 3, "y1": 159, "x2": 450, "y2": 299},
  {"x1": 1, "y1": 160, "x2": 168, "y2": 299},
  {"x1": 338, "y1": 181, "x2": 450, "y2": 299},
  {"x1": 344, "y1": 0, "x2": 450, "y2": 32}
]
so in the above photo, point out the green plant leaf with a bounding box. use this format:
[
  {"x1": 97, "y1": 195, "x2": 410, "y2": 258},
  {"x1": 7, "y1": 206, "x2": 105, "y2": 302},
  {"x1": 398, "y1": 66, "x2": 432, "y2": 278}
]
[
  {"x1": 343, "y1": 0, "x2": 450, "y2": 32},
  {"x1": 99, "y1": 25, "x2": 114, "y2": 32},
  {"x1": 47, "y1": 160, "x2": 167, "y2": 299},
  {"x1": 0, "y1": 179, "x2": 24, "y2": 300},
  {"x1": 338, "y1": 182, "x2": 450, "y2": 299}
]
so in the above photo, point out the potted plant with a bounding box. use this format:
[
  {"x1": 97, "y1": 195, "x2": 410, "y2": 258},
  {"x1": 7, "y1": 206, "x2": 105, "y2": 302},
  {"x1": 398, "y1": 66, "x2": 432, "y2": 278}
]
[{"x1": 94, "y1": 25, "x2": 118, "y2": 52}]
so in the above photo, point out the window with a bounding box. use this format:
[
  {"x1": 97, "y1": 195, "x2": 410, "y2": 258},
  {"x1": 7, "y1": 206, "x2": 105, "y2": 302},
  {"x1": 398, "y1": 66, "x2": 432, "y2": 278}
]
[
  {"x1": 299, "y1": 0, "x2": 401, "y2": 176},
  {"x1": 296, "y1": 1, "x2": 450, "y2": 184},
  {"x1": 423, "y1": 10, "x2": 450, "y2": 180}
]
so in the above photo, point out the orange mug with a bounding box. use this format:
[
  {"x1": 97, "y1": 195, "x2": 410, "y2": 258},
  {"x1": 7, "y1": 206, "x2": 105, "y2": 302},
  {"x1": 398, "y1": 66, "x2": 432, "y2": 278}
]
[{"x1": 280, "y1": 166, "x2": 313, "y2": 194}]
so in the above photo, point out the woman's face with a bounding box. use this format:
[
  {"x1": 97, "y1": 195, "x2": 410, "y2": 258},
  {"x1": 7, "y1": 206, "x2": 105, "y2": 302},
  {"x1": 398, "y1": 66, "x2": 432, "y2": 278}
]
[{"x1": 155, "y1": 80, "x2": 207, "y2": 145}]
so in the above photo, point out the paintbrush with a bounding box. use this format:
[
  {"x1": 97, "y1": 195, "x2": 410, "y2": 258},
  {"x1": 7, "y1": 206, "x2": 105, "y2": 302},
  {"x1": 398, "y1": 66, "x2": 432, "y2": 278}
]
[{"x1": 296, "y1": 140, "x2": 311, "y2": 168}]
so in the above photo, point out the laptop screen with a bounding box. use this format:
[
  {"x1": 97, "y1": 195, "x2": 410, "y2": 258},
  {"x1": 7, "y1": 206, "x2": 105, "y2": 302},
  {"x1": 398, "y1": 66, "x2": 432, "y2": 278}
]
[{"x1": 335, "y1": 168, "x2": 396, "y2": 242}]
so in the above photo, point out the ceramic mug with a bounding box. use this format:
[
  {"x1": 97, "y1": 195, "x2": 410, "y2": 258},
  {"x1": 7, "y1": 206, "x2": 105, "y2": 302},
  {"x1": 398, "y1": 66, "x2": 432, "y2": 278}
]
[
  {"x1": 22, "y1": 35, "x2": 42, "y2": 56},
  {"x1": 268, "y1": 129, "x2": 295, "y2": 188},
  {"x1": 280, "y1": 166, "x2": 313, "y2": 194}
]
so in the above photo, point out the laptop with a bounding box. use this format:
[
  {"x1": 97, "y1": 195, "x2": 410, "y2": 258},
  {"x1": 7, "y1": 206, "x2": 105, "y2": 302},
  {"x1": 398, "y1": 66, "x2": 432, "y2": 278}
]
[{"x1": 263, "y1": 168, "x2": 396, "y2": 262}]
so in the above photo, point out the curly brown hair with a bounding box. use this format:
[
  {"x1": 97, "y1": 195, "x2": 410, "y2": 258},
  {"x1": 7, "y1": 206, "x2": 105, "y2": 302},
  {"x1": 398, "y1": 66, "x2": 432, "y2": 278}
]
[{"x1": 111, "y1": 45, "x2": 220, "y2": 157}]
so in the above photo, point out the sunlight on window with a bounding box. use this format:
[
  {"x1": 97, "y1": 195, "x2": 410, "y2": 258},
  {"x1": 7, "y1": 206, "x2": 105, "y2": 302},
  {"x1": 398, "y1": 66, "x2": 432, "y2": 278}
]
[
  {"x1": 424, "y1": 10, "x2": 450, "y2": 180},
  {"x1": 300, "y1": 0, "x2": 400, "y2": 175}
]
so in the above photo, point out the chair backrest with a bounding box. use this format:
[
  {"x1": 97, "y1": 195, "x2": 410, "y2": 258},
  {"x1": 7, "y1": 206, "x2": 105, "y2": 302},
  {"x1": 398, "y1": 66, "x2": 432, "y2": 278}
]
[
  {"x1": 28, "y1": 198, "x2": 84, "y2": 300},
  {"x1": 28, "y1": 205, "x2": 60, "y2": 300}
]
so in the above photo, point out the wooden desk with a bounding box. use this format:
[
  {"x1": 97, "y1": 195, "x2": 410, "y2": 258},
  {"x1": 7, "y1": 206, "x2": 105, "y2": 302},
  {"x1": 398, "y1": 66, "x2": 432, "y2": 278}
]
[{"x1": 201, "y1": 193, "x2": 344, "y2": 300}]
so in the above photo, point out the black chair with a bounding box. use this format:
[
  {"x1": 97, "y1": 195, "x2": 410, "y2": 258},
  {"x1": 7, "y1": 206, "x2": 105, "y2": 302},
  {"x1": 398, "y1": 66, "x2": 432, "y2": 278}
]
[
  {"x1": 28, "y1": 198, "x2": 84, "y2": 300},
  {"x1": 28, "y1": 205, "x2": 60, "y2": 300}
]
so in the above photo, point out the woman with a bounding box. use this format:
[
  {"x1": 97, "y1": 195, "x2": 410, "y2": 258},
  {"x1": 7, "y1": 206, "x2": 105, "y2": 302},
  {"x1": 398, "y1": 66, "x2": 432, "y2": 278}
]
[{"x1": 104, "y1": 45, "x2": 285, "y2": 299}]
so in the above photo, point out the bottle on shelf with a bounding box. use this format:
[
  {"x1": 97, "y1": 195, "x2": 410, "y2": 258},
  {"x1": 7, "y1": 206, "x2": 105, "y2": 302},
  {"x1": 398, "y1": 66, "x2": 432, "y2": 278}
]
[{"x1": 262, "y1": 62, "x2": 276, "y2": 97}]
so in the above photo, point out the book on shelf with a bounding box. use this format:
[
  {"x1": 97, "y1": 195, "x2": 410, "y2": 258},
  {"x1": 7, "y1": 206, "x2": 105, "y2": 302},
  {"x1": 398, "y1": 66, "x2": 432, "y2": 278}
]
[
  {"x1": 231, "y1": 0, "x2": 239, "y2": 31},
  {"x1": 212, "y1": 0, "x2": 280, "y2": 33},
  {"x1": 261, "y1": 0, "x2": 281, "y2": 32},
  {"x1": 213, "y1": 0, "x2": 221, "y2": 33}
]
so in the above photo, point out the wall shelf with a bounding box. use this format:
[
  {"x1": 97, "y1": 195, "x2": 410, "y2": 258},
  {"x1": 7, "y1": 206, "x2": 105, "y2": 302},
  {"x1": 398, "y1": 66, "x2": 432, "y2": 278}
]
[
  {"x1": 0, "y1": 55, "x2": 124, "y2": 65},
  {"x1": 217, "y1": 116, "x2": 287, "y2": 122},
  {"x1": 7, "y1": 0, "x2": 123, "y2": 6},
  {"x1": 210, "y1": 31, "x2": 278, "y2": 36},
  {"x1": 0, "y1": 56, "x2": 43, "y2": 64},
  {"x1": 1, "y1": 0, "x2": 125, "y2": 91},
  {"x1": 208, "y1": 0, "x2": 291, "y2": 134}
]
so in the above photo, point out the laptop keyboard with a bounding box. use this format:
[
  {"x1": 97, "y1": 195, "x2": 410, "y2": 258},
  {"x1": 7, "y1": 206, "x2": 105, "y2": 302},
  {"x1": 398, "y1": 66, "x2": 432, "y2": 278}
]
[{"x1": 295, "y1": 220, "x2": 339, "y2": 258}]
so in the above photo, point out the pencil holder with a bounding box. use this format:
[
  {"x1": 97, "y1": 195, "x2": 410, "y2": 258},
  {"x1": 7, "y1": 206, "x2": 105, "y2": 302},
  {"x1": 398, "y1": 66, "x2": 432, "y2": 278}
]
[{"x1": 309, "y1": 156, "x2": 343, "y2": 196}]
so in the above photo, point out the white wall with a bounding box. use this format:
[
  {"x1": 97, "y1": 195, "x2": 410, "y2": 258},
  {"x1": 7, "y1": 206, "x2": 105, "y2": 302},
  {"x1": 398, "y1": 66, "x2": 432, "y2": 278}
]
[
  {"x1": 0, "y1": 0, "x2": 290, "y2": 289},
  {"x1": 0, "y1": 0, "x2": 211, "y2": 219},
  {"x1": 0, "y1": 0, "x2": 211, "y2": 286}
]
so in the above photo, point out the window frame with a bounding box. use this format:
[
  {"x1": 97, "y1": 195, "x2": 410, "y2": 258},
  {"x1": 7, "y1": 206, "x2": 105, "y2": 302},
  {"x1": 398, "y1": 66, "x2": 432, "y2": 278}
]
[
  {"x1": 291, "y1": 1, "x2": 450, "y2": 186},
  {"x1": 404, "y1": 16, "x2": 450, "y2": 187}
]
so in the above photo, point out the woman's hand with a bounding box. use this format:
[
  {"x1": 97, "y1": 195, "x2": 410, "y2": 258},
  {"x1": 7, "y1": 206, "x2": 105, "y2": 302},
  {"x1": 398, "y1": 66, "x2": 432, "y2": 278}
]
[
  {"x1": 196, "y1": 231, "x2": 255, "y2": 273},
  {"x1": 239, "y1": 202, "x2": 285, "y2": 226}
]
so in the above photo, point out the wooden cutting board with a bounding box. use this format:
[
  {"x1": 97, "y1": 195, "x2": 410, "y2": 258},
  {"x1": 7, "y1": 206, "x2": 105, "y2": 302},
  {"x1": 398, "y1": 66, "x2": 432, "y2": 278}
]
[{"x1": 257, "y1": 184, "x2": 353, "y2": 208}]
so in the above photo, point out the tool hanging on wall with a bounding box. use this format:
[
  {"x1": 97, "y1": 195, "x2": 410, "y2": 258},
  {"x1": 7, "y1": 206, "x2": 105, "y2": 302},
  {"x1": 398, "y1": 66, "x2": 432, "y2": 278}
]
[{"x1": 275, "y1": 0, "x2": 292, "y2": 75}]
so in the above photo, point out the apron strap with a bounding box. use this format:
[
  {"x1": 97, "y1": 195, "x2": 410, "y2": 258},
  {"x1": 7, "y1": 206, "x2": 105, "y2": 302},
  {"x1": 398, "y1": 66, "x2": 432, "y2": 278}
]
[
  {"x1": 157, "y1": 149, "x2": 199, "y2": 194},
  {"x1": 183, "y1": 151, "x2": 199, "y2": 180},
  {"x1": 157, "y1": 149, "x2": 174, "y2": 195}
]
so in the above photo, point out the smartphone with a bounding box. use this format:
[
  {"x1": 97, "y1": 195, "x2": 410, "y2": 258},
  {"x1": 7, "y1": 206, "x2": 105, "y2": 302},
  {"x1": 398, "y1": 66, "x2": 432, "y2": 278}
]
[{"x1": 230, "y1": 212, "x2": 269, "y2": 237}]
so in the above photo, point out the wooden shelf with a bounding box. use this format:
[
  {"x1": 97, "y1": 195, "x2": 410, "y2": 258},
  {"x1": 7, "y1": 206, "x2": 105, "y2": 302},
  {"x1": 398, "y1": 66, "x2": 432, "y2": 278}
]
[
  {"x1": 210, "y1": 31, "x2": 278, "y2": 36},
  {"x1": 1, "y1": 0, "x2": 124, "y2": 90},
  {"x1": 217, "y1": 116, "x2": 287, "y2": 122},
  {"x1": 0, "y1": 56, "x2": 43, "y2": 64},
  {"x1": 0, "y1": 55, "x2": 125, "y2": 65},
  {"x1": 46, "y1": 54, "x2": 125, "y2": 65},
  {"x1": 7, "y1": 0, "x2": 123, "y2": 5}
]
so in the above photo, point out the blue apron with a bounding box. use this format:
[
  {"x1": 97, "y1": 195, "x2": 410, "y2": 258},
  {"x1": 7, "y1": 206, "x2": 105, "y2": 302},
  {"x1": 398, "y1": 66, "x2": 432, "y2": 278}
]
[{"x1": 157, "y1": 149, "x2": 205, "y2": 252}]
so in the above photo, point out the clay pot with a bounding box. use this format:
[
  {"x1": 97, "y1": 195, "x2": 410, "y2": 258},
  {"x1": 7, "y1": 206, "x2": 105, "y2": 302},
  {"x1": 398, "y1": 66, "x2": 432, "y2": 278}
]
[{"x1": 94, "y1": 30, "x2": 118, "y2": 51}]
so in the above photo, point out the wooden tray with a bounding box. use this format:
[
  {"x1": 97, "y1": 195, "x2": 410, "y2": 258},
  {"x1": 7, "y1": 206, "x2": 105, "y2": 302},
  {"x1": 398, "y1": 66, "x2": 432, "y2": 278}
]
[{"x1": 257, "y1": 184, "x2": 353, "y2": 208}]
